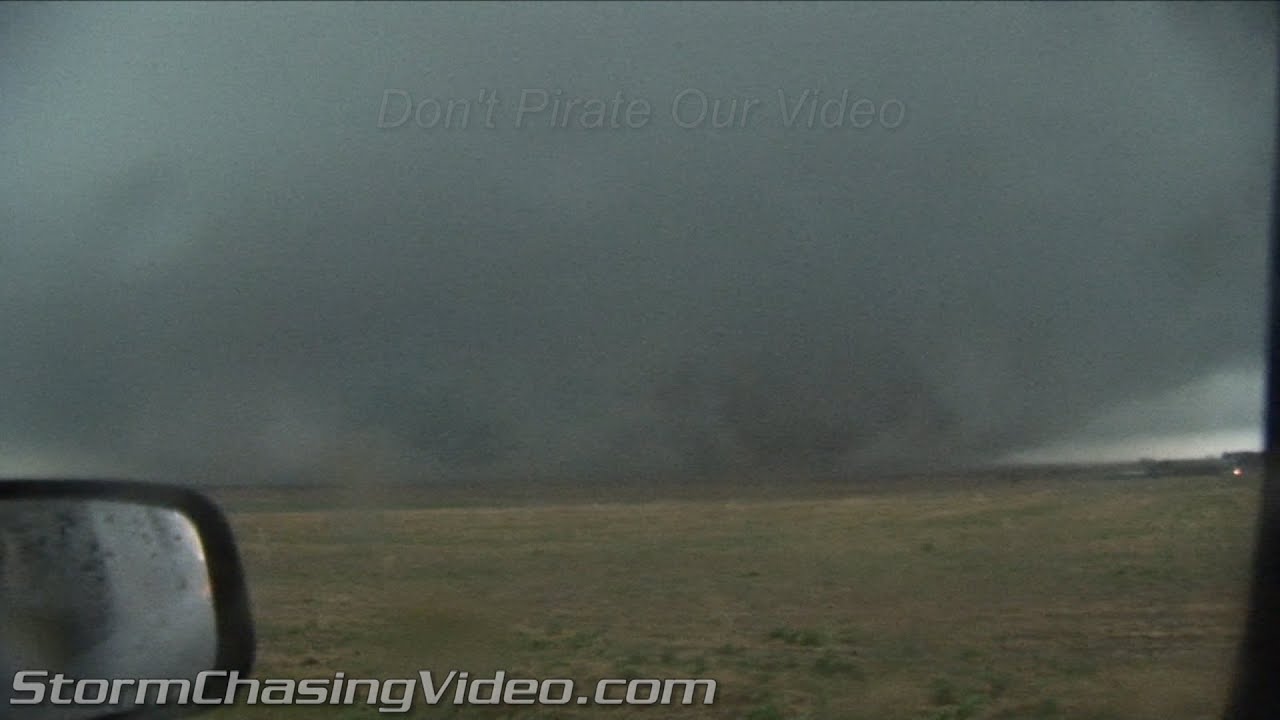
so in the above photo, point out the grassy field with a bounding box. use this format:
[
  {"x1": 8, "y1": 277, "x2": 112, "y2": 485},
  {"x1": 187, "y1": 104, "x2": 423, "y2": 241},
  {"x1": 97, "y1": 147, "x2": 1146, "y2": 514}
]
[{"x1": 206, "y1": 472, "x2": 1259, "y2": 720}]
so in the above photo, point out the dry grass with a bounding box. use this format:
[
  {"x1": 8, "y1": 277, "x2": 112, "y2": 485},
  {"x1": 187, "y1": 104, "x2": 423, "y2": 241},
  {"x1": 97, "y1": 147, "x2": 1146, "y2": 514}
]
[{"x1": 206, "y1": 473, "x2": 1258, "y2": 720}]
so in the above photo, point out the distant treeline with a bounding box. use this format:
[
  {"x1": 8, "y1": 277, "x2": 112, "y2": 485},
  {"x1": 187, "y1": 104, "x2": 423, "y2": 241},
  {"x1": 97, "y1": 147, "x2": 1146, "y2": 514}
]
[{"x1": 1140, "y1": 451, "x2": 1262, "y2": 478}]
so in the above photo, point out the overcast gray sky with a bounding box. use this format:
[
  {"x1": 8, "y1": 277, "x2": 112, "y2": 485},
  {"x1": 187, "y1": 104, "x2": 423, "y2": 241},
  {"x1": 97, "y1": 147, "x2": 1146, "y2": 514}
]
[{"x1": 0, "y1": 2, "x2": 1275, "y2": 484}]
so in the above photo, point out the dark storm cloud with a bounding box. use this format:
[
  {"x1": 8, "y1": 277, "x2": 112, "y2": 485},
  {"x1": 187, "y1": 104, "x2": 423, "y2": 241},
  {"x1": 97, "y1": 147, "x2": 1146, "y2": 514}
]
[{"x1": 0, "y1": 3, "x2": 1274, "y2": 482}]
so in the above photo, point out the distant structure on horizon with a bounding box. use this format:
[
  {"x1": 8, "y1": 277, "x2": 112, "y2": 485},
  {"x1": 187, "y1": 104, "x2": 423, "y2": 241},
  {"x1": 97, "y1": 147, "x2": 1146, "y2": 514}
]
[
  {"x1": 1139, "y1": 450, "x2": 1262, "y2": 478},
  {"x1": 1223, "y1": 450, "x2": 1264, "y2": 476}
]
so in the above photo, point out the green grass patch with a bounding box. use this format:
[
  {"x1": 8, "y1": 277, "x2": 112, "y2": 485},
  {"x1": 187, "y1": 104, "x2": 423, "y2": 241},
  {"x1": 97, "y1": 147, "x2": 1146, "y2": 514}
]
[{"x1": 210, "y1": 473, "x2": 1258, "y2": 720}]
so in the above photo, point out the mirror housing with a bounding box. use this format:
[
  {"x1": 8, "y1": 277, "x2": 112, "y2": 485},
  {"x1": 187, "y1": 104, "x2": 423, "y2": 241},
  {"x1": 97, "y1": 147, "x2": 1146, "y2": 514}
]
[{"x1": 0, "y1": 480, "x2": 255, "y2": 719}]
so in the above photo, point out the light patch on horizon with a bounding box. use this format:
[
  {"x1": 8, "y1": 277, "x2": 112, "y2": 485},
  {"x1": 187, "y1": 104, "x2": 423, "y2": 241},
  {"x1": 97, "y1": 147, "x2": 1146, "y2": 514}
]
[
  {"x1": 1003, "y1": 366, "x2": 1265, "y2": 463},
  {"x1": 1002, "y1": 428, "x2": 1262, "y2": 465}
]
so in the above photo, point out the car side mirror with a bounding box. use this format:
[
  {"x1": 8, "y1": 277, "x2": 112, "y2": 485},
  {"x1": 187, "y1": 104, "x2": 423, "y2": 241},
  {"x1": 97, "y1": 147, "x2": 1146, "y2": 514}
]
[{"x1": 0, "y1": 480, "x2": 255, "y2": 719}]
